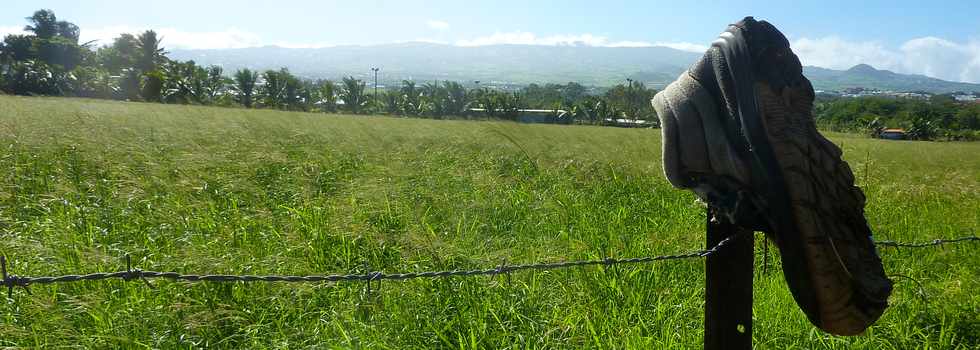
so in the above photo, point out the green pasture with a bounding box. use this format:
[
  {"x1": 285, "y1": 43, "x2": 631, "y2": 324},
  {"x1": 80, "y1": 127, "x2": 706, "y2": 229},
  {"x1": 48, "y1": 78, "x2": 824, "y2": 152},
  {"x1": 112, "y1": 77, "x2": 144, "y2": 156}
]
[{"x1": 0, "y1": 95, "x2": 977, "y2": 349}]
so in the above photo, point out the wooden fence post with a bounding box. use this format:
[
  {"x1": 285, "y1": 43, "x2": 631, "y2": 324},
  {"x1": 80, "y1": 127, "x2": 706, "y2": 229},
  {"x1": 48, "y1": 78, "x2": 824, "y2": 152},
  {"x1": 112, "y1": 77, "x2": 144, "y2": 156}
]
[{"x1": 704, "y1": 207, "x2": 754, "y2": 350}]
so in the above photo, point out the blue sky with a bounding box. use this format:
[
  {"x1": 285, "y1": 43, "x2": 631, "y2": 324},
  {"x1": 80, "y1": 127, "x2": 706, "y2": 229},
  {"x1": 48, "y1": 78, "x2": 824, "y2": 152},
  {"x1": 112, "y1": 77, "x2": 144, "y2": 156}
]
[{"x1": 3, "y1": 0, "x2": 980, "y2": 82}]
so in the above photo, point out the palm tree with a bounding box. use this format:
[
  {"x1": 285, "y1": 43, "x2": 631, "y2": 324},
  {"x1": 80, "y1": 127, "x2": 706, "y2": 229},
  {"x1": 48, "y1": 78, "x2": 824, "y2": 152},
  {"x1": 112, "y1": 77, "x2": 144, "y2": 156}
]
[
  {"x1": 563, "y1": 100, "x2": 590, "y2": 124},
  {"x1": 120, "y1": 68, "x2": 142, "y2": 101},
  {"x1": 315, "y1": 80, "x2": 337, "y2": 112},
  {"x1": 260, "y1": 69, "x2": 288, "y2": 109},
  {"x1": 162, "y1": 59, "x2": 208, "y2": 104},
  {"x1": 233, "y1": 68, "x2": 258, "y2": 108},
  {"x1": 421, "y1": 82, "x2": 446, "y2": 118},
  {"x1": 256, "y1": 68, "x2": 306, "y2": 110},
  {"x1": 203, "y1": 65, "x2": 229, "y2": 104},
  {"x1": 399, "y1": 80, "x2": 422, "y2": 116},
  {"x1": 381, "y1": 89, "x2": 402, "y2": 115},
  {"x1": 588, "y1": 97, "x2": 617, "y2": 125},
  {"x1": 99, "y1": 34, "x2": 140, "y2": 74},
  {"x1": 55, "y1": 21, "x2": 80, "y2": 43},
  {"x1": 283, "y1": 75, "x2": 306, "y2": 111},
  {"x1": 136, "y1": 30, "x2": 167, "y2": 73},
  {"x1": 500, "y1": 92, "x2": 524, "y2": 121},
  {"x1": 477, "y1": 88, "x2": 500, "y2": 119},
  {"x1": 141, "y1": 70, "x2": 165, "y2": 102},
  {"x1": 23, "y1": 10, "x2": 80, "y2": 43},
  {"x1": 443, "y1": 81, "x2": 470, "y2": 116},
  {"x1": 339, "y1": 76, "x2": 367, "y2": 114},
  {"x1": 23, "y1": 10, "x2": 58, "y2": 39}
]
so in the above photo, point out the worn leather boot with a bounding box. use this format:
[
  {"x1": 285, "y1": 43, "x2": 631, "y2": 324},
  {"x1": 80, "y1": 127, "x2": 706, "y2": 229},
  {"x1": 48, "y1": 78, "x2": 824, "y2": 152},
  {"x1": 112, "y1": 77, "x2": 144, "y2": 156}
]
[{"x1": 652, "y1": 17, "x2": 892, "y2": 336}]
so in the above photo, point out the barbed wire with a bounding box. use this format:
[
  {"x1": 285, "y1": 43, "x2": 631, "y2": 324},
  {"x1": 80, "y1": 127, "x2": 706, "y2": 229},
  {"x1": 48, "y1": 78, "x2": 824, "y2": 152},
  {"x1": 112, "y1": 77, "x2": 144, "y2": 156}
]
[
  {"x1": 1, "y1": 235, "x2": 976, "y2": 297},
  {"x1": 874, "y1": 235, "x2": 978, "y2": 248},
  {"x1": 0, "y1": 235, "x2": 738, "y2": 297}
]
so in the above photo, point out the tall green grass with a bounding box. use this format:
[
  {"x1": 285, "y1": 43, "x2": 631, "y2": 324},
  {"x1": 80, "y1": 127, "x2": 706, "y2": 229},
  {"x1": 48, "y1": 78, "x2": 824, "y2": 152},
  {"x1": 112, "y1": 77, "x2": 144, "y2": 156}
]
[{"x1": 0, "y1": 95, "x2": 977, "y2": 349}]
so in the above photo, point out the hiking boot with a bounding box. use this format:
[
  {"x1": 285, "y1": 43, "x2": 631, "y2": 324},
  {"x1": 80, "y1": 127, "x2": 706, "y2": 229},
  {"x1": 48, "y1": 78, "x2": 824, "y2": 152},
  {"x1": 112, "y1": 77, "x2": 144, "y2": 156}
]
[{"x1": 653, "y1": 17, "x2": 892, "y2": 335}]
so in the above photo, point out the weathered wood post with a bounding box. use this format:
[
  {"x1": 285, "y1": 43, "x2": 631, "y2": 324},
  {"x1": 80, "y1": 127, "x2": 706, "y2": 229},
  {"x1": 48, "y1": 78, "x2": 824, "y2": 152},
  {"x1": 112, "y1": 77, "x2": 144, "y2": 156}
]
[{"x1": 704, "y1": 207, "x2": 753, "y2": 350}]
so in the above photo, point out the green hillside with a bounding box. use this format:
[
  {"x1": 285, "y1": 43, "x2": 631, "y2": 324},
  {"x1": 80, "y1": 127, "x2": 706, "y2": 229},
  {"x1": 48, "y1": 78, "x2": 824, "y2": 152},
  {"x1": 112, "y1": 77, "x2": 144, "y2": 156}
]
[{"x1": 805, "y1": 64, "x2": 980, "y2": 93}]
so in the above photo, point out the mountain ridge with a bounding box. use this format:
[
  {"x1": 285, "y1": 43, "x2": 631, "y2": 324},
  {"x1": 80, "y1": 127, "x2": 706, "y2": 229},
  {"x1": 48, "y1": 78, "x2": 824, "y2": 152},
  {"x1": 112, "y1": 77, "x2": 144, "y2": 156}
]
[{"x1": 169, "y1": 42, "x2": 980, "y2": 93}]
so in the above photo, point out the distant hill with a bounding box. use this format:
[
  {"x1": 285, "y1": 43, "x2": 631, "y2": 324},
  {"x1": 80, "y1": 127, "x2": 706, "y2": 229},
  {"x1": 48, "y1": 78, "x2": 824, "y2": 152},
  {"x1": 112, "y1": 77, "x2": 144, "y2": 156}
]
[
  {"x1": 170, "y1": 43, "x2": 980, "y2": 93},
  {"x1": 170, "y1": 43, "x2": 699, "y2": 87},
  {"x1": 802, "y1": 64, "x2": 980, "y2": 93}
]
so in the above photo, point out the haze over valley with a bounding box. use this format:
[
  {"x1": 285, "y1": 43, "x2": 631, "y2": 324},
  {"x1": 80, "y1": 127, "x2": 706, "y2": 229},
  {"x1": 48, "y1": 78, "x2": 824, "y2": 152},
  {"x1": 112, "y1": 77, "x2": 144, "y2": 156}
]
[{"x1": 170, "y1": 43, "x2": 980, "y2": 93}]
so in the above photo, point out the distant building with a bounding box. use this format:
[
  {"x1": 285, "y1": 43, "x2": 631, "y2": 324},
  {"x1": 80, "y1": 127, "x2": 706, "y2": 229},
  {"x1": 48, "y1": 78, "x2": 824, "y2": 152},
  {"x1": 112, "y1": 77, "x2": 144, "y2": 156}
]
[
  {"x1": 887, "y1": 92, "x2": 930, "y2": 99},
  {"x1": 836, "y1": 87, "x2": 933, "y2": 99},
  {"x1": 953, "y1": 93, "x2": 979, "y2": 102},
  {"x1": 467, "y1": 108, "x2": 572, "y2": 124},
  {"x1": 602, "y1": 118, "x2": 656, "y2": 128},
  {"x1": 879, "y1": 128, "x2": 907, "y2": 140}
]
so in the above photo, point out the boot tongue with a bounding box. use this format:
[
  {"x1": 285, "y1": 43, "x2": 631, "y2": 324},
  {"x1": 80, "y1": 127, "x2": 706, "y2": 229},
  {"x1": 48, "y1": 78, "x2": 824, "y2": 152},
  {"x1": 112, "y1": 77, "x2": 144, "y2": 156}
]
[{"x1": 688, "y1": 49, "x2": 752, "y2": 164}]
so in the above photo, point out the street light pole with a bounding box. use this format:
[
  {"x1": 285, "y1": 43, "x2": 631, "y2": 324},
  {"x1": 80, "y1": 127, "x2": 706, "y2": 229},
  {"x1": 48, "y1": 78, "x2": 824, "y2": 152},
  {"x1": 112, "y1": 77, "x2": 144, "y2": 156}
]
[
  {"x1": 371, "y1": 67, "x2": 380, "y2": 110},
  {"x1": 626, "y1": 78, "x2": 634, "y2": 121}
]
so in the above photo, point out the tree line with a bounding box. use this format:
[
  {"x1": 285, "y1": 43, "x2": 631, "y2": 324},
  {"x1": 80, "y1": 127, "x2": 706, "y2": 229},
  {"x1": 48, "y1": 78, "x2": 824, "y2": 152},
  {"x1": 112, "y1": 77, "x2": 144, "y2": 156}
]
[
  {"x1": 0, "y1": 10, "x2": 364, "y2": 112},
  {"x1": 815, "y1": 94, "x2": 980, "y2": 141},
  {"x1": 20, "y1": 8, "x2": 976, "y2": 139},
  {"x1": 0, "y1": 9, "x2": 660, "y2": 127}
]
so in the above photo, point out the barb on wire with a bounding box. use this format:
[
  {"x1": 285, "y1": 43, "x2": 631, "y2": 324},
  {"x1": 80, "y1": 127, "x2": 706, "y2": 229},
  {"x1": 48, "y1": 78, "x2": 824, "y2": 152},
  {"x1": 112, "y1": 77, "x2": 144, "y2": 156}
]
[
  {"x1": 123, "y1": 254, "x2": 154, "y2": 289},
  {"x1": 492, "y1": 258, "x2": 511, "y2": 285},
  {"x1": 1, "y1": 256, "x2": 31, "y2": 298},
  {"x1": 0, "y1": 234, "x2": 974, "y2": 296}
]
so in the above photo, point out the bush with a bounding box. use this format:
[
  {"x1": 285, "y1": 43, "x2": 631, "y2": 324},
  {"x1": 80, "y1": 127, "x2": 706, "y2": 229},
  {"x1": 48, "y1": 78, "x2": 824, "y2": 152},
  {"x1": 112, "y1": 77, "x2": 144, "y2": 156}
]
[{"x1": 1, "y1": 59, "x2": 71, "y2": 95}]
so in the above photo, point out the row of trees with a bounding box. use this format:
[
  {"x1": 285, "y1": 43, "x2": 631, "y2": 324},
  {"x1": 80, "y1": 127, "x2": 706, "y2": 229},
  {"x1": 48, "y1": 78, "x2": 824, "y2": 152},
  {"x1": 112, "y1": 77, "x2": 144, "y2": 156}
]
[
  {"x1": 521, "y1": 80, "x2": 660, "y2": 124},
  {"x1": 1, "y1": 9, "x2": 661, "y2": 127},
  {"x1": 0, "y1": 10, "x2": 358, "y2": 112},
  {"x1": 380, "y1": 80, "x2": 659, "y2": 125},
  {"x1": 815, "y1": 95, "x2": 980, "y2": 141},
  {"x1": 7, "y1": 9, "x2": 980, "y2": 138}
]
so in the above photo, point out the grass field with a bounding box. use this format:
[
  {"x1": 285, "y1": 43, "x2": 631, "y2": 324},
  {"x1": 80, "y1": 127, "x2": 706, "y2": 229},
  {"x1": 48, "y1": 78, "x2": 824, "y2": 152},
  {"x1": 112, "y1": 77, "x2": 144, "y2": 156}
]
[{"x1": 0, "y1": 95, "x2": 978, "y2": 349}]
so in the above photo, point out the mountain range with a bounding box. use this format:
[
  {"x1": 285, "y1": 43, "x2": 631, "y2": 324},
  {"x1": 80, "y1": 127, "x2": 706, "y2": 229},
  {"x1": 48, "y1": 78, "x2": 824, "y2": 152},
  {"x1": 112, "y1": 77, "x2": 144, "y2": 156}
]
[{"x1": 170, "y1": 42, "x2": 980, "y2": 94}]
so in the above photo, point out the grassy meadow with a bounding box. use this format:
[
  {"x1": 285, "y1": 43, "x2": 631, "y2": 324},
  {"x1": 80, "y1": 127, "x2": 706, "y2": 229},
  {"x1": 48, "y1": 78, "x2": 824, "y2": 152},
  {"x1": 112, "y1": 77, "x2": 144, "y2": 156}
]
[{"x1": 0, "y1": 95, "x2": 977, "y2": 349}]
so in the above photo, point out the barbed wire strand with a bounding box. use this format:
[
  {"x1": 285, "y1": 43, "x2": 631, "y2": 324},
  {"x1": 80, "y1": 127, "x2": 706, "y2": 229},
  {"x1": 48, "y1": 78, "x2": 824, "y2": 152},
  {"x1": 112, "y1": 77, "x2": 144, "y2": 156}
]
[
  {"x1": 1, "y1": 235, "x2": 976, "y2": 297},
  {"x1": 0, "y1": 235, "x2": 737, "y2": 295},
  {"x1": 873, "y1": 236, "x2": 978, "y2": 248}
]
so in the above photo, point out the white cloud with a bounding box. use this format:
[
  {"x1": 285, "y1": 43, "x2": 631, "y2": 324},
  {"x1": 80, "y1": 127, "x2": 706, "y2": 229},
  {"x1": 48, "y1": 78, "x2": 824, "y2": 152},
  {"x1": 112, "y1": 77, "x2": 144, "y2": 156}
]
[
  {"x1": 455, "y1": 31, "x2": 659, "y2": 48},
  {"x1": 899, "y1": 37, "x2": 980, "y2": 84},
  {"x1": 272, "y1": 41, "x2": 336, "y2": 49},
  {"x1": 608, "y1": 41, "x2": 655, "y2": 48},
  {"x1": 652, "y1": 41, "x2": 708, "y2": 53},
  {"x1": 2, "y1": 23, "x2": 264, "y2": 49},
  {"x1": 791, "y1": 37, "x2": 901, "y2": 71},
  {"x1": 0, "y1": 25, "x2": 27, "y2": 38},
  {"x1": 456, "y1": 31, "x2": 577, "y2": 46},
  {"x1": 452, "y1": 32, "x2": 712, "y2": 51},
  {"x1": 156, "y1": 28, "x2": 263, "y2": 50},
  {"x1": 76, "y1": 26, "x2": 263, "y2": 49},
  {"x1": 426, "y1": 20, "x2": 450, "y2": 31},
  {"x1": 402, "y1": 38, "x2": 450, "y2": 45},
  {"x1": 791, "y1": 36, "x2": 980, "y2": 83}
]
